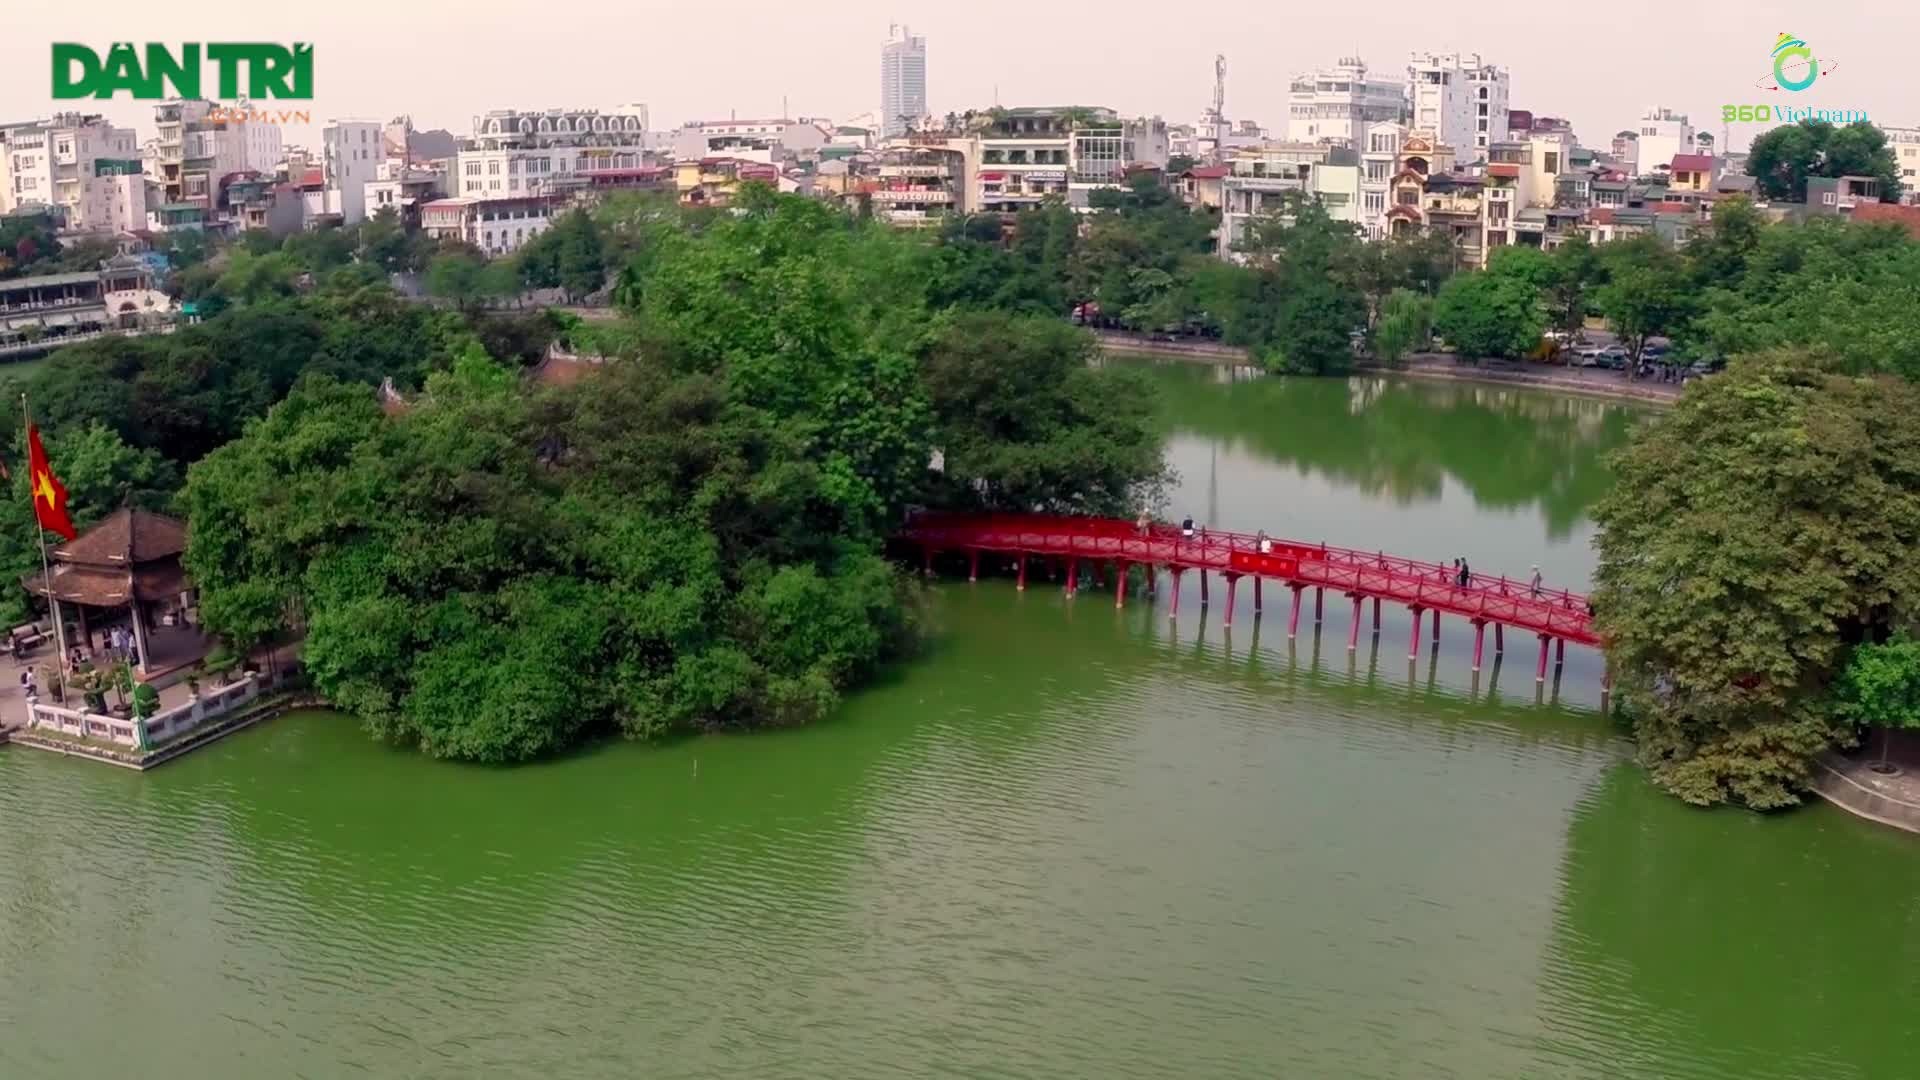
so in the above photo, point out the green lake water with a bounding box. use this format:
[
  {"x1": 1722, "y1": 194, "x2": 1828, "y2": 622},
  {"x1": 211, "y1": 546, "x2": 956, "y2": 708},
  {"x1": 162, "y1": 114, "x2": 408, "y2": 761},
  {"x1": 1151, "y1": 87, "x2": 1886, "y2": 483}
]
[{"x1": 3, "y1": 367, "x2": 1916, "y2": 1078}]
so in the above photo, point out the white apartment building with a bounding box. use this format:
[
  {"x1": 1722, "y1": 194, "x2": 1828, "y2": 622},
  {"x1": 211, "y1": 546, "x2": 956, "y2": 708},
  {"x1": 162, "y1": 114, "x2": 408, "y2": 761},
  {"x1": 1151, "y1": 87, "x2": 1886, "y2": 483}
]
[
  {"x1": 668, "y1": 118, "x2": 828, "y2": 163},
  {"x1": 1885, "y1": 124, "x2": 1920, "y2": 204},
  {"x1": 1, "y1": 116, "x2": 148, "y2": 233},
  {"x1": 869, "y1": 144, "x2": 965, "y2": 226},
  {"x1": 1068, "y1": 116, "x2": 1171, "y2": 205},
  {"x1": 1359, "y1": 122, "x2": 1409, "y2": 238},
  {"x1": 1286, "y1": 59, "x2": 1407, "y2": 147},
  {"x1": 1216, "y1": 142, "x2": 1346, "y2": 256},
  {"x1": 323, "y1": 120, "x2": 382, "y2": 225},
  {"x1": 147, "y1": 100, "x2": 281, "y2": 211},
  {"x1": 880, "y1": 24, "x2": 928, "y2": 138},
  {"x1": 1408, "y1": 52, "x2": 1509, "y2": 155},
  {"x1": 1635, "y1": 108, "x2": 1694, "y2": 177},
  {"x1": 457, "y1": 106, "x2": 652, "y2": 201},
  {"x1": 973, "y1": 108, "x2": 1074, "y2": 212},
  {"x1": 421, "y1": 194, "x2": 559, "y2": 255}
]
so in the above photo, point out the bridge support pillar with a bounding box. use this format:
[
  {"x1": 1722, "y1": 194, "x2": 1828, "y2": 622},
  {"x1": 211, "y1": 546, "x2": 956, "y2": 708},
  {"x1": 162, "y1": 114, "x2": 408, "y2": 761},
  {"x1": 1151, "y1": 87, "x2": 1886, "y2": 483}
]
[
  {"x1": 1347, "y1": 595, "x2": 1362, "y2": 651},
  {"x1": 1314, "y1": 587, "x2": 1324, "y2": 624},
  {"x1": 1472, "y1": 620, "x2": 1487, "y2": 672},
  {"x1": 1223, "y1": 574, "x2": 1239, "y2": 626},
  {"x1": 1253, "y1": 577, "x2": 1263, "y2": 613},
  {"x1": 923, "y1": 545, "x2": 934, "y2": 577},
  {"x1": 1168, "y1": 569, "x2": 1183, "y2": 619},
  {"x1": 1372, "y1": 597, "x2": 1381, "y2": 634},
  {"x1": 1555, "y1": 638, "x2": 1566, "y2": 668},
  {"x1": 1115, "y1": 561, "x2": 1130, "y2": 609},
  {"x1": 1430, "y1": 607, "x2": 1440, "y2": 647},
  {"x1": 1016, "y1": 555, "x2": 1026, "y2": 592},
  {"x1": 1200, "y1": 569, "x2": 1210, "y2": 607},
  {"x1": 968, "y1": 549, "x2": 979, "y2": 583},
  {"x1": 1288, "y1": 585, "x2": 1305, "y2": 639},
  {"x1": 1066, "y1": 556, "x2": 1078, "y2": 597},
  {"x1": 1494, "y1": 623, "x2": 1505, "y2": 654},
  {"x1": 1408, "y1": 606, "x2": 1424, "y2": 659},
  {"x1": 1536, "y1": 635, "x2": 1551, "y2": 683}
]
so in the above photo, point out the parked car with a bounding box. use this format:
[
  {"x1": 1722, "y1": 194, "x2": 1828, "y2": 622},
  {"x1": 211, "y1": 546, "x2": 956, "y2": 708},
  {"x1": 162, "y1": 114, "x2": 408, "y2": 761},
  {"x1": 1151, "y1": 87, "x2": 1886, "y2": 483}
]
[
  {"x1": 1597, "y1": 345, "x2": 1629, "y2": 369},
  {"x1": 1571, "y1": 345, "x2": 1606, "y2": 367}
]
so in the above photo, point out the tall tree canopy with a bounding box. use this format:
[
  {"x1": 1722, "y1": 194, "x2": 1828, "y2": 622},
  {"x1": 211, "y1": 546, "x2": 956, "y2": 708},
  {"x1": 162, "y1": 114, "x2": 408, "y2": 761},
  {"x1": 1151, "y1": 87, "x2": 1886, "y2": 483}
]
[{"x1": 1591, "y1": 350, "x2": 1920, "y2": 807}]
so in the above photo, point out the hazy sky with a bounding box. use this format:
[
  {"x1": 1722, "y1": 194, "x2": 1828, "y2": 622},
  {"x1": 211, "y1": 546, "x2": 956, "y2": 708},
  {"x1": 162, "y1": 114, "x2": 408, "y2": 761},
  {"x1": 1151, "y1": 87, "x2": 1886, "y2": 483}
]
[{"x1": 3, "y1": 4, "x2": 1913, "y2": 152}]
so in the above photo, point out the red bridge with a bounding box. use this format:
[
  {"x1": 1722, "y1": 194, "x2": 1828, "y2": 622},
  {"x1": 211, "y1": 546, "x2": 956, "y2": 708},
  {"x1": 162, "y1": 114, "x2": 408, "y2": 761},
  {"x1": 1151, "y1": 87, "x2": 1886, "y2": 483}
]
[{"x1": 900, "y1": 512, "x2": 1602, "y2": 683}]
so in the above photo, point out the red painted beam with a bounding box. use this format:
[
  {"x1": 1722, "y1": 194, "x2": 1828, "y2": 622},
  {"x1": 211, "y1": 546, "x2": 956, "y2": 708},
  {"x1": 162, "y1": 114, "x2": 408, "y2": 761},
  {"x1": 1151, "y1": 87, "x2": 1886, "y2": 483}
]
[{"x1": 898, "y1": 511, "x2": 1600, "y2": 649}]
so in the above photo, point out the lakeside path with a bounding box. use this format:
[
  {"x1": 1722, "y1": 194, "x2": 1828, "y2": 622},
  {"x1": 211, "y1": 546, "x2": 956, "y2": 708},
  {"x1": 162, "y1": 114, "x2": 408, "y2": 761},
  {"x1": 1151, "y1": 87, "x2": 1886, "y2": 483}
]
[{"x1": 1093, "y1": 331, "x2": 1682, "y2": 407}]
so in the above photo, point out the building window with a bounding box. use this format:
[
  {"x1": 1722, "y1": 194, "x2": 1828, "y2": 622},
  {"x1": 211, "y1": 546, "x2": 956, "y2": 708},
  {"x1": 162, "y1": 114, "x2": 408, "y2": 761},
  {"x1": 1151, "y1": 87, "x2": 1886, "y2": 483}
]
[
  {"x1": 1364, "y1": 191, "x2": 1385, "y2": 213},
  {"x1": 465, "y1": 161, "x2": 480, "y2": 176},
  {"x1": 1366, "y1": 161, "x2": 1390, "y2": 181},
  {"x1": 1478, "y1": 87, "x2": 1488, "y2": 100},
  {"x1": 1822, "y1": 192, "x2": 1837, "y2": 205},
  {"x1": 1397, "y1": 188, "x2": 1418, "y2": 206},
  {"x1": 488, "y1": 161, "x2": 501, "y2": 175}
]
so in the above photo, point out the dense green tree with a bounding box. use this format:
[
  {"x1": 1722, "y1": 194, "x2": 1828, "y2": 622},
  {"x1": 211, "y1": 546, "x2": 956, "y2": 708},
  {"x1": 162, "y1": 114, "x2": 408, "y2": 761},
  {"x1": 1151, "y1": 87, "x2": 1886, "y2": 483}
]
[
  {"x1": 425, "y1": 251, "x2": 490, "y2": 311},
  {"x1": 1745, "y1": 120, "x2": 1903, "y2": 203},
  {"x1": 1835, "y1": 634, "x2": 1920, "y2": 768},
  {"x1": 1591, "y1": 350, "x2": 1920, "y2": 807},
  {"x1": 1372, "y1": 288, "x2": 1433, "y2": 367},
  {"x1": 517, "y1": 211, "x2": 607, "y2": 301},
  {"x1": 1432, "y1": 267, "x2": 1544, "y2": 361},
  {"x1": 1595, "y1": 237, "x2": 1691, "y2": 363},
  {"x1": 919, "y1": 313, "x2": 1168, "y2": 515}
]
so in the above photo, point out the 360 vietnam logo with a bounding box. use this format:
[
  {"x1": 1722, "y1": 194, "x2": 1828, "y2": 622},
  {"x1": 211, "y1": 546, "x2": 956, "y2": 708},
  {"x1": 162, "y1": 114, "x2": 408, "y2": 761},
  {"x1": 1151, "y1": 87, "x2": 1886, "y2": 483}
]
[
  {"x1": 1726, "y1": 33, "x2": 1861, "y2": 123},
  {"x1": 1759, "y1": 32, "x2": 1832, "y2": 92}
]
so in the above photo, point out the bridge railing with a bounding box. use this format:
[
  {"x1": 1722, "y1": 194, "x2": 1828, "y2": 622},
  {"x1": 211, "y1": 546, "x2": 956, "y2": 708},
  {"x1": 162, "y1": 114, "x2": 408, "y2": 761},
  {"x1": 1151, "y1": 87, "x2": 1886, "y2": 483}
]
[{"x1": 901, "y1": 511, "x2": 1596, "y2": 643}]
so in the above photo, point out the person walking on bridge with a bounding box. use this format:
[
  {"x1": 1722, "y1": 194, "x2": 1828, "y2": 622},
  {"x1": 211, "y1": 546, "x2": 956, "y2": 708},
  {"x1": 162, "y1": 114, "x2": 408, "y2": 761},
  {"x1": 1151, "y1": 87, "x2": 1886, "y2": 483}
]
[
  {"x1": 1181, "y1": 516, "x2": 1195, "y2": 540},
  {"x1": 1457, "y1": 560, "x2": 1472, "y2": 589},
  {"x1": 1257, "y1": 531, "x2": 1272, "y2": 555},
  {"x1": 1136, "y1": 510, "x2": 1151, "y2": 537},
  {"x1": 1529, "y1": 565, "x2": 1543, "y2": 599}
]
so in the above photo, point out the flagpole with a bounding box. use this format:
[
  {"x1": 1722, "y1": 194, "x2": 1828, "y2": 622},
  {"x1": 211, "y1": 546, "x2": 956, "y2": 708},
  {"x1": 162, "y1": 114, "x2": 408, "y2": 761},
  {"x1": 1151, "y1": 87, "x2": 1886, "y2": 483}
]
[{"x1": 21, "y1": 393, "x2": 69, "y2": 714}]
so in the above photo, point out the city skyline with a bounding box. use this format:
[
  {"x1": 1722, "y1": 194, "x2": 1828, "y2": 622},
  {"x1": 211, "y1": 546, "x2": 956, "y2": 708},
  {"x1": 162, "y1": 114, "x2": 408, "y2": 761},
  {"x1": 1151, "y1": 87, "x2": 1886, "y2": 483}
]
[{"x1": 3, "y1": 5, "x2": 1911, "y2": 151}]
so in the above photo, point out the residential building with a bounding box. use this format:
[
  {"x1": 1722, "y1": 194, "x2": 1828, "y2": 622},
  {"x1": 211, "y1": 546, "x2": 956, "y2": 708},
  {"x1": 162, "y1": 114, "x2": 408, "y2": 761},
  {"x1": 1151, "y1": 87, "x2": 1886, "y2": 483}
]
[
  {"x1": 672, "y1": 158, "x2": 782, "y2": 207},
  {"x1": 1805, "y1": 175, "x2": 1883, "y2": 215},
  {"x1": 457, "y1": 106, "x2": 652, "y2": 202},
  {"x1": 225, "y1": 175, "x2": 304, "y2": 235},
  {"x1": 364, "y1": 159, "x2": 449, "y2": 227},
  {"x1": 322, "y1": 120, "x2": 382, "y2": 225},
  {"x1": 1633, "y1": 108, "x2": 1693, "y2": 178},
  {"x1": 0, "y1": 115, "x2": 147, "y2": 232},
  {"x1": 420, "y1": 194, "x2": 561, "y2": 254},
  {"x1": 1069, "y1": 115, "x2": 1170, "y2": 204},
  {"x1": 0, "y1": 260, "x2": 171, "y2": 359},
  {"x1": 1525, "y1": 130, "x2": 1575, "y2": 207},
  {"x1": 1359, "y1": 122, "x2": 1409, "y2": 238},
  {"x1": 1885, "y1": 125, "x2": 1920, "y2": 204},
  {"x1": 1216, "y1": 143, "x2": 1347, "y2": 256},
  {"x1": 868, "y1": 144, "x2": 964, "y2": 226},
  {"x1": 1286, "y1": 59, "x2": 1407, "y2": 147},
  {"x1": 148, "y1": 100, "x2": 281, "y2": 211},
  {"x1": 880, "y1": 25, "x2": 928, "y2": 138},
  {"x1": 1408, "y1": 52, "x2": 1508, "y2": 154},
  {"x1": 1668, "y1": 153, "x2": 1716, "y2": 196},
  {"x1": 973, "y1": 108, "x2": 1075, "y2": 212},
  {"x1": 668, "y1": 118, "x2": 829, "y2": 164},
  {"x1": 1178, "y1": 164, "x2": 1229, "y2": 210}
]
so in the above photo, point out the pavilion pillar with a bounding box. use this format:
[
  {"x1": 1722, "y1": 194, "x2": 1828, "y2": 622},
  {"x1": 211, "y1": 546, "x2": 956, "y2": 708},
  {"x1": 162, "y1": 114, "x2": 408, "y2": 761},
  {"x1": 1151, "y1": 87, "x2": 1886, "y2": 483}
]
[
  {"x1": 1372, "y1": 597, "x2": 1381, "y2": 633},
  {"x1": 1168, "y1": 569, "x2": 1183, "y2": 619},
  {"x1": 968, "y1": 549, "x2": 979, "y2": 583},
  {"x1": 1314, "y1": 587, "x2": 1324, "y2": 624},
  {"x1": 1066, "y1": 556, "x2": 1078, "y2": 597},
  {"x1": 130, "y1": 591, "x2": 152, "y2": 668},
  {"x1": 75, "y1": 604, "x2": 90, "y2": 651},
  {"x1": 1199, "y1": 569, "x2": 1209, "y2": 607},
  {"x1": 1535, "y1": 635, "x2": 1551, "y2": 683},
  {"x1": 1016, "y1": 555, "x2": 1026, "y2": 591},
  {"x1": 1494, "y1": 623, "x2": 1505, "y2": 654},
  {"x1": 1430, "y1": 607, "x2": 1440, "y2": 646},
  {"x1": 1555, "y1": 638, "x2": 1566, "y2": 667}
]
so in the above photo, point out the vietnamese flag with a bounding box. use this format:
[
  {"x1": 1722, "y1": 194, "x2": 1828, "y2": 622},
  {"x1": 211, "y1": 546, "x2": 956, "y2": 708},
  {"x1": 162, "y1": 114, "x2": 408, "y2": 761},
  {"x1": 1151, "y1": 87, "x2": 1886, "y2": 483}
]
[{"x1": 26, "y1": 425, "x2": 75, "y2": 541}]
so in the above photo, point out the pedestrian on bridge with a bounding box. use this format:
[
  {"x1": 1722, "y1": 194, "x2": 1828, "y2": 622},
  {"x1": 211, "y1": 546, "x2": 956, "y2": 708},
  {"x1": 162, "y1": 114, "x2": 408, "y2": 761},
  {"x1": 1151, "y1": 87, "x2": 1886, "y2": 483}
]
[
  {"x1": 1181, "y1": 516, "x2": 1195, "y2": 540},
  {"x1": 1257, "y1": 531, "x2": 1272, "y2": 555},
  {"x1": 1529, "y1": 565, "x2": 1543, "y2": 599},
  {"x1": 1457, "y1": 561, "x2": 1472, "y2": 588},
  {"x1": 1136, "y1": 510, "x2": 1151, "y2": 537}
]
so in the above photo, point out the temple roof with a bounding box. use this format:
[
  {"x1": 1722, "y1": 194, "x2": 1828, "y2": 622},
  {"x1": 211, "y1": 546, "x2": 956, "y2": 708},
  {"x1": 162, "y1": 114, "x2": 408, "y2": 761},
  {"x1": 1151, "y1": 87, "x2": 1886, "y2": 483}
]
[{"x1": 53, "y1": 508, "x2": 186, "y2": 568}]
